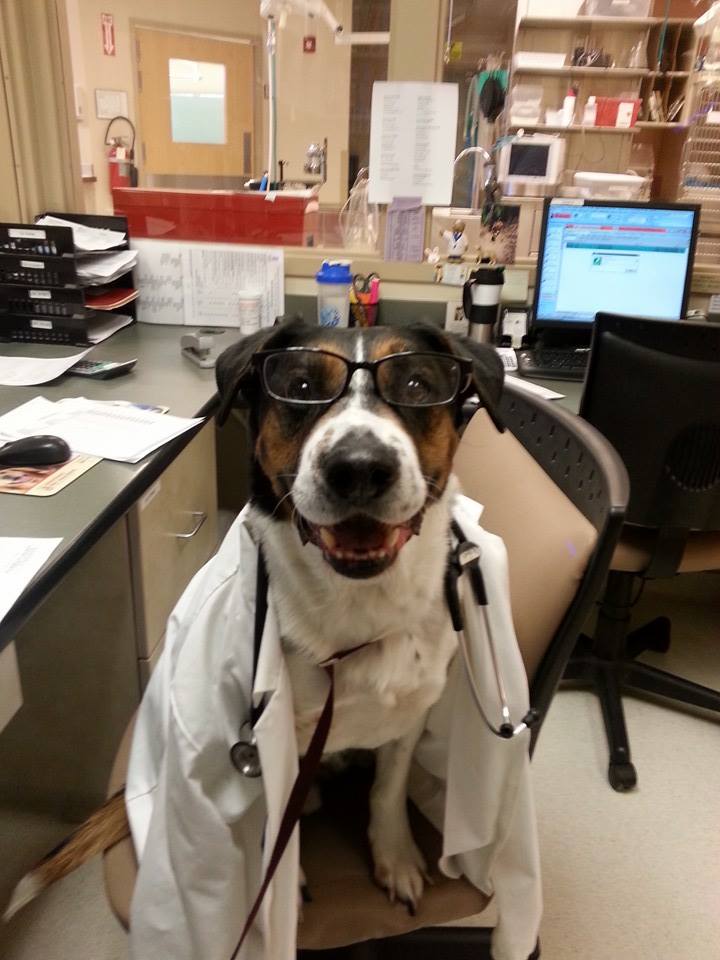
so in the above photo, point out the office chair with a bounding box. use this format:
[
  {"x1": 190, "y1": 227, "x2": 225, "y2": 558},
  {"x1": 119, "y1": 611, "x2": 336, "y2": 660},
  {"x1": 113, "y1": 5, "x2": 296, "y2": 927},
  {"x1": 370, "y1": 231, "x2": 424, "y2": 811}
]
[
  {"x1": 104, "y1": 380, "x2": 628, "y2": 959},
  {"x1": 566, "y1": 313, "x2": 720, "y2": 792}
]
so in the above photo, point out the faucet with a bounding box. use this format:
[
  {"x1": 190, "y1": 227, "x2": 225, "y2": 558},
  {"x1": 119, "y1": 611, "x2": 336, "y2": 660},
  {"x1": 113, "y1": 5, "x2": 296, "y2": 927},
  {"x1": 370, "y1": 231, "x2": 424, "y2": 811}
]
[{"x1": 453, "y1": 146, "x2": 501, "y2": 212}]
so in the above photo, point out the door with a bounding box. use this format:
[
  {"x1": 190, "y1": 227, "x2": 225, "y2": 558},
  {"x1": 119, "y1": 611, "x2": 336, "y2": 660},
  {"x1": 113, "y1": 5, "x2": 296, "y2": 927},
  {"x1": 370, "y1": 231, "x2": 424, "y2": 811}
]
[{"x1": 135, "y1": 27, "x2": 255, "y2": 178}]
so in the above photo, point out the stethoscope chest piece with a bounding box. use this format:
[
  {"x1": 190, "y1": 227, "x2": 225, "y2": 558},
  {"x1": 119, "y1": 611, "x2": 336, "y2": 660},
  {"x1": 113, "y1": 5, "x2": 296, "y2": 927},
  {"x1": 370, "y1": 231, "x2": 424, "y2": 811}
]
[{"x1": 230, "y1": 722, "x2": 262, "y2": 778}]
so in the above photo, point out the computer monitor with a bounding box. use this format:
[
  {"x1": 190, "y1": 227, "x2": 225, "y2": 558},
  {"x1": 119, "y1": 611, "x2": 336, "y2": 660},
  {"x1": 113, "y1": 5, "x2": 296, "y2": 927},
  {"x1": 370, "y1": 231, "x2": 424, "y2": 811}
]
[{"x1": 532, "y1": 199, "x2": 700, "y2": 332}]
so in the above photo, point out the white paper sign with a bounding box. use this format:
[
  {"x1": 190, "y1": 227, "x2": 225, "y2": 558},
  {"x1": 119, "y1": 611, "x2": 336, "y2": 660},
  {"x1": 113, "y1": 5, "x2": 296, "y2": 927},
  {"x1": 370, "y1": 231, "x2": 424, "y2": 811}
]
[{"x1": 369, "y1": 82, "x2": 459, "y2": 206}]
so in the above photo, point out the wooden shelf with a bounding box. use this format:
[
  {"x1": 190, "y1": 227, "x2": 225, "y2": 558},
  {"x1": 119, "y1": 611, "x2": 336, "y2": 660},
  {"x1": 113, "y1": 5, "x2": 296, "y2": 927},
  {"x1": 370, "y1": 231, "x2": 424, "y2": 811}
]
[
  {"x1": 513, "y1": 65, "x2": 650, "y2": 77},
  {"x1": 519, "y1": 16, "x2": 695, "y2": 29},
  {"x1": 647, "y1": 70, "x2": 691, "y2": 78},
  {"x1": 508, "y1": 123, "x2": 637, "y2": 134},
  {"x1": 635, "y1": 120, "x2": 686, "y2": 129}
]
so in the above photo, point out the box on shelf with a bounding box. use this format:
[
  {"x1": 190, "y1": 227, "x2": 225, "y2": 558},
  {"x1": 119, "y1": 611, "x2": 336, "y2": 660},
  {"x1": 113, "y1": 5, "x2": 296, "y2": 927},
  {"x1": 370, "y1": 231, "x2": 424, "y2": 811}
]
[
  {"x1": 595, "y1": 96, "x2": 641, "y2": 128},
  {"x1": 581, "y1": 0, "x2": 651, "y2": 16},
  {"x1": 513, "y1": 52, "x2": 567, "y2": 69}
]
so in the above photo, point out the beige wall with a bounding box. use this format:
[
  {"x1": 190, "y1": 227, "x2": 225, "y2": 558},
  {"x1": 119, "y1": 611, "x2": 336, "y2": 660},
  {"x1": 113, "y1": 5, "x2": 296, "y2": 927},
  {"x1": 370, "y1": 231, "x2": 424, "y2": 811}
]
[
  {"x1": 65, "y1": 0, "x2": 351, "y2": 212},
  {"x1": 273, "y1": 0, "x2": 351, "y2": 204}
]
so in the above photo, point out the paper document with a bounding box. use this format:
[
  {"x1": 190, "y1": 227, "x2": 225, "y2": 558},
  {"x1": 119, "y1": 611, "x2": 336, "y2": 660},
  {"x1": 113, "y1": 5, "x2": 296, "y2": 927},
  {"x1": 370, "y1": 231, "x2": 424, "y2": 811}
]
[
  {"x1": 0, "y1": 537, "x2": 62, "y2": 626},
  {"x1": 0, "y1": 349, "x2": 91, "y2": 386},
  {"x1": 76, "y1": 249, "x2": 137, "y2": 284},
  {"x1": 0, "y1": 397, "x2": 203, "y2": 464},
  {"x1": 132, "y1": 238, "x2": 284, "y2": 329},
  {"x1": 35, "y1": 216, "x2": 126, "y2": 252},
  {"x1": 86, "y1": 312, "x2": 134, "y2": 344},
  {"x1": 505, "y1": 375, "x2": 565, "y2": 401},
  {"x1": 369, "y1": 82, "x2": 458, "y2": 205},
  {"x1": 384, "y1": 197, "x2": 425, "y2": 262}
]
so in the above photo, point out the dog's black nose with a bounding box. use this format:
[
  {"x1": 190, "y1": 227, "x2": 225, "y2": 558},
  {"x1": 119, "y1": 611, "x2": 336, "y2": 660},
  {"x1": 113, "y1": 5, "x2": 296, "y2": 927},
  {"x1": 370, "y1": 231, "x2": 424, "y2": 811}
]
[{"x1": 321, "y1": 434, "x2": 400, "y2": 504}]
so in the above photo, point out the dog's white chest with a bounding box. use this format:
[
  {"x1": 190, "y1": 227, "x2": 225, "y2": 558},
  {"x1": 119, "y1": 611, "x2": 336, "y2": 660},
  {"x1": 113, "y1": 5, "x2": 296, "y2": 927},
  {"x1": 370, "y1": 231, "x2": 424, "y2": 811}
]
[{"x1": 287, "y1": 626, "x2": 456, "y2": 754}]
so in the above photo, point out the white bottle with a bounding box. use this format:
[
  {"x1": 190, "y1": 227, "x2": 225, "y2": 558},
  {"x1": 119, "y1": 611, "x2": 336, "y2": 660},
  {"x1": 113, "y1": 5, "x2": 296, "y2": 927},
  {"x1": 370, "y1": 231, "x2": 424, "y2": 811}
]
[
  {"x1": 561, "y1": 86, "x2": 577, "y2": 127},
  {"x1": 583, "y1": 96, "x2": 597, "y2": 126}
]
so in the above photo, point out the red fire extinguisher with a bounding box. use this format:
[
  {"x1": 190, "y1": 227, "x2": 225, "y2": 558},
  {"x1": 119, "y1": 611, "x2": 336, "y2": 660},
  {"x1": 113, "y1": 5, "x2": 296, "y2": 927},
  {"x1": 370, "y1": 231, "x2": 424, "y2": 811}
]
[{"x1": 104, "y1": 115, "x2": 138, "y2": 189}]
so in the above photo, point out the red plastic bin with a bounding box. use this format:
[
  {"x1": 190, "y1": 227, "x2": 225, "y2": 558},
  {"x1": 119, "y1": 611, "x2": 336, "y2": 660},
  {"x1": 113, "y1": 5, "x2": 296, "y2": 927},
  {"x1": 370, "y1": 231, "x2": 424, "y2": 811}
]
[{"x1": 112, "y1": 187, "x2": 319, "y2": 246}]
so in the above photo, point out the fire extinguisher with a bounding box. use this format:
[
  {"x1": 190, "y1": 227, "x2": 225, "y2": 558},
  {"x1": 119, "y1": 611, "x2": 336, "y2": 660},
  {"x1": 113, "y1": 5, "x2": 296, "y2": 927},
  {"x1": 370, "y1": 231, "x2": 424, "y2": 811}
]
[{"x1": 104, "y1": 115, "x2": 138, "y2": 189}]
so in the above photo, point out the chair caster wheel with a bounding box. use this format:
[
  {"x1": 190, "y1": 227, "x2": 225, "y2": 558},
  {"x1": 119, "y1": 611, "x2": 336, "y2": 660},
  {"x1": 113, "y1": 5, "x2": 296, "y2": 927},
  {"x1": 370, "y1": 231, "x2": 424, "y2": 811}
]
[{"x1": 609, "y1": 761, "x2": 637, "y2": 792}]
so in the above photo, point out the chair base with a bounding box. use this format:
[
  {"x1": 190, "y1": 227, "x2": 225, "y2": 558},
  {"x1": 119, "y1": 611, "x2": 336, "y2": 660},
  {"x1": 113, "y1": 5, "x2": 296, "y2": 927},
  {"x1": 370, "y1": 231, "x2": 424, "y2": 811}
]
[
  {"x1": 566, "y1": 615, "x2": 720, "y2": 792},
  {"x1": 298, "y1": 928, "x2": 540, "y2": 959}
]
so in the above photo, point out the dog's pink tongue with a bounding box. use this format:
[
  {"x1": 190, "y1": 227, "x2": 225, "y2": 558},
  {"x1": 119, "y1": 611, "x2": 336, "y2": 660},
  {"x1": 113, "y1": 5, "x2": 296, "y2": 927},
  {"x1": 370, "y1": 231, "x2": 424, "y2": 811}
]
[{"x1": 331, "y1": 517, "x2": 389, "y2": 551}]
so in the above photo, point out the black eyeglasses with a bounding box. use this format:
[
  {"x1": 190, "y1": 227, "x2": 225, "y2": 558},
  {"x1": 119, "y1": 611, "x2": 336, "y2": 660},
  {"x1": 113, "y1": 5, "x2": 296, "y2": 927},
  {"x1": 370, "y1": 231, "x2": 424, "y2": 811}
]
[{"x1": 255, "y1": 348, "x2": 473, "y2": 408}]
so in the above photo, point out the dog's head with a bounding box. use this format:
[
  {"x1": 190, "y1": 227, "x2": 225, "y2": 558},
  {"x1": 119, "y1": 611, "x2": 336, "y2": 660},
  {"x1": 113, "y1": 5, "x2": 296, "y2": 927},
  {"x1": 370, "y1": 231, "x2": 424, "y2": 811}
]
[{"x1": 216, "y1": 317, "x2": 503, "y2": 579}]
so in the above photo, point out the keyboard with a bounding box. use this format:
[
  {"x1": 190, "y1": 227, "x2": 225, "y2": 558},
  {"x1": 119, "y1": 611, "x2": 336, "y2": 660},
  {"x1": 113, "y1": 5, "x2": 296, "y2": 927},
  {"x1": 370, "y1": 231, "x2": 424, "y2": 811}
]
[{"x1": 516, "y1": 348, "x2": 589, "y2": 382}]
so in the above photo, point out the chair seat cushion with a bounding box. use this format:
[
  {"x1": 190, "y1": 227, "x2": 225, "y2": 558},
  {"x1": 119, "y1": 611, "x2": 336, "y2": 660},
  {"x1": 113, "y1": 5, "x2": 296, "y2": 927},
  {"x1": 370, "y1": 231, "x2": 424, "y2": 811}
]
[
  {"x1": 612, "y1": 528, "x2": 720, "y2": 574},
  {"x1": 298, "y1": 770, "x2": 488, "y2": 950},
  {"x1": 103, "y1": 757, "x2": 489, "y2": 946}
]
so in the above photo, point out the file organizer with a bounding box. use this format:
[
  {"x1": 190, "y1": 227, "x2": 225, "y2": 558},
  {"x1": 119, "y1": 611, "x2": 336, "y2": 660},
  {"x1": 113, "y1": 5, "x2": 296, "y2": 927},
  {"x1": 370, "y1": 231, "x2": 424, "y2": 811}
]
[{"x1": 0, "y1": 213, "x2": 136, "y2": 345}]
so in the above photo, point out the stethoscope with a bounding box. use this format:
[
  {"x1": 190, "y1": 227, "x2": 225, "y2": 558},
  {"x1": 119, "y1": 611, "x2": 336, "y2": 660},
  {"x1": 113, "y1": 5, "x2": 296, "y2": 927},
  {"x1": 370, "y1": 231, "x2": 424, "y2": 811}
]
[{"x1": 230, "y1": 520, "x2": 540, "y2": 777}]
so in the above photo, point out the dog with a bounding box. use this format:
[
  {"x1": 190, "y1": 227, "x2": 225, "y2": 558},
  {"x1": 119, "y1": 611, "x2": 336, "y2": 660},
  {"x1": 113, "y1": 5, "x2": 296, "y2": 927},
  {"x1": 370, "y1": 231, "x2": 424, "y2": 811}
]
[{"x1": 4, "y1": 316, "x2": 503, "y2": 922}]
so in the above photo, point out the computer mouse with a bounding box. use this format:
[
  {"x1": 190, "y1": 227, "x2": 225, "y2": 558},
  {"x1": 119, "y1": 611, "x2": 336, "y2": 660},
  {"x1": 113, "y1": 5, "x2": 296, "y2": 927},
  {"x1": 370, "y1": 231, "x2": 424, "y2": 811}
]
[{"x1": 0, "y1": 435, "x2": 72, "y2": 468}]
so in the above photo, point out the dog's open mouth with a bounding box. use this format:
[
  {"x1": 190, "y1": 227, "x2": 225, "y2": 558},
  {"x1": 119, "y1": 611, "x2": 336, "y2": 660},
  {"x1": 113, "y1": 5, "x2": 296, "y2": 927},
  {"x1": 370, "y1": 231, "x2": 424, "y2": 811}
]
[{"x1": 302, "y1": 513, "x2": 423, "y2": 578}]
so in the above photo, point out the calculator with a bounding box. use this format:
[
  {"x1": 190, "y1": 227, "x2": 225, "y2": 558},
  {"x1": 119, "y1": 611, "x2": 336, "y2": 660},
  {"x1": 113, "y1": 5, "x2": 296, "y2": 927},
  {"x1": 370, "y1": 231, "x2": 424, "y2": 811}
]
[{"x1": 69, "y1": 359, "x2": 137, "y2": 379}]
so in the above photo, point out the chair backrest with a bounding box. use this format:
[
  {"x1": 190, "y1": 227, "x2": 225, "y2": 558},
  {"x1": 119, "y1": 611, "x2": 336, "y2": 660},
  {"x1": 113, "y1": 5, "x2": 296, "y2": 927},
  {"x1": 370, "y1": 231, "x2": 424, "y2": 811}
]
[
  {"x1": 581, "y1": 314, "x2": 720, "y2": 534},
  {"x1": 454, "y1": 382, "x2": 628, "y2": 746}
]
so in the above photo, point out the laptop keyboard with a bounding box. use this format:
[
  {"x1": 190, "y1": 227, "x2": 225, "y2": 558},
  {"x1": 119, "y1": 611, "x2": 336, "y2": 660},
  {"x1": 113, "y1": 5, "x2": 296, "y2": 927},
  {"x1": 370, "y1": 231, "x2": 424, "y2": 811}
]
[{"x1": 517, "y1": 349, "x2": 589, "y2": 381}]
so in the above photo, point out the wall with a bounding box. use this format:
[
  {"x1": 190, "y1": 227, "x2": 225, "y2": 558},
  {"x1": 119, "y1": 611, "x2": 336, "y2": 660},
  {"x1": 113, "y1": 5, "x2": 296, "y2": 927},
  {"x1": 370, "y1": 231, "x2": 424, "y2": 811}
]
[
  {"x1": 273, "y1": 0, "x2": 351, "y2": 204},
  {"x1": 65, "y1": 0, "x2": 351, "y2": 213}
]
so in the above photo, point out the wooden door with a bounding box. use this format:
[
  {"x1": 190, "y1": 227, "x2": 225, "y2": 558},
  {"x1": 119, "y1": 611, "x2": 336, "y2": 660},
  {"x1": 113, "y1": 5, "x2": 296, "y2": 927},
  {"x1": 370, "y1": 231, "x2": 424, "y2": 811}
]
[{"x1": 135, "y1": 27, "x2": 255, "y2": 177}]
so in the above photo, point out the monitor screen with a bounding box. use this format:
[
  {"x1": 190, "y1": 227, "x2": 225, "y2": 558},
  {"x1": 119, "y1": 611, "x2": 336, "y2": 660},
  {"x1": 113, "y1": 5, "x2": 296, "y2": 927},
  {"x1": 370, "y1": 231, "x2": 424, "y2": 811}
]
[
  {"x1": 508, "y1": 143, "x2": 550, "y2": 178},
  {"x1": 534, "y1": 200, "x2": 698, "y2": 327}
]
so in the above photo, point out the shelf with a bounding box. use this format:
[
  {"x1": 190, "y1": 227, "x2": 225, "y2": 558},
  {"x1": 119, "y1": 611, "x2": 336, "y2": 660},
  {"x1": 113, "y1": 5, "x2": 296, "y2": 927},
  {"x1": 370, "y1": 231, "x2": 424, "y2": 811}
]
[
  {"x1": 508, "y1": 123, "x2": 637, "y2": 134},
  {"x1": 519, "y1": 16, "x2": 695, "y2": 29},
  {"x1": 635, "y1": 121, "x2": 686, "y2": 129},
  {"x1": 647, "y1": 70, "x2": 691, "y2": 78},
  {"x1": 513, "y1": 65, "x2": 650, "y2": 77}
]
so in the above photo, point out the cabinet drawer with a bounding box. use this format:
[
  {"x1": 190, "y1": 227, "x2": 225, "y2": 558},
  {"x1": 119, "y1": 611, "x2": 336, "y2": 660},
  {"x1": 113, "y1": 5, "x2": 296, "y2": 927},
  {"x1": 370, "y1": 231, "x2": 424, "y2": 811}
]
[{"x1": 130, "y1": 422, "x2": 218, "y2": 656}]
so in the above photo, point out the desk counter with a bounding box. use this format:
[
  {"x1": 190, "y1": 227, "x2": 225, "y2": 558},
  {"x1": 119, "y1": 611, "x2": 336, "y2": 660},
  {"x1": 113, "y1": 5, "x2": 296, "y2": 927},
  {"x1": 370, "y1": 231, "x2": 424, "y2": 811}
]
[{"x1": 0, "y1": 323, "x2": 229, "y2": 653}]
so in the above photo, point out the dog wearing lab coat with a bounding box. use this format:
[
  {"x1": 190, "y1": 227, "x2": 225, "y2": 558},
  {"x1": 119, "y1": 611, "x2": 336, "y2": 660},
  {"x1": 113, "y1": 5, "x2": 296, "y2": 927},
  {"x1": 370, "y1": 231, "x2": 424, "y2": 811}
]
[{"x1": 4, "y1": 317, "x2": 503, "y2": 921}]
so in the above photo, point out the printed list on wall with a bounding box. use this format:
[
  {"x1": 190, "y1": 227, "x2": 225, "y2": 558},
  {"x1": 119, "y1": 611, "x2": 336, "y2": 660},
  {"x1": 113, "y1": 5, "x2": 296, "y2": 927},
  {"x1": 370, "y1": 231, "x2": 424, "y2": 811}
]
[{"x1": 368, "y1": 82, "x2": 459, "y2": 206}]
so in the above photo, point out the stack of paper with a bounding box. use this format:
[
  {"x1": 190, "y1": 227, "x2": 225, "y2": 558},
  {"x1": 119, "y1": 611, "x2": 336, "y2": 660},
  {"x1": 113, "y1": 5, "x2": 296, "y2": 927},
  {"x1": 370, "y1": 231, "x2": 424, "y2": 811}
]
[
  {"x1": 35, "y1": 216, "x2": 126, "y2": 252},
  {"x1": 86, "y1": 312, "x2": 134, "y2": 344},
  {"x1": 0, "y1": 351, "x2": 91, "y2": 386},
  {"x1": 0, "y1": 397, "x2": 203, "y2": 464},
  {"x1": 76, "y1": 249, "x2": 138, "y2": 285}
]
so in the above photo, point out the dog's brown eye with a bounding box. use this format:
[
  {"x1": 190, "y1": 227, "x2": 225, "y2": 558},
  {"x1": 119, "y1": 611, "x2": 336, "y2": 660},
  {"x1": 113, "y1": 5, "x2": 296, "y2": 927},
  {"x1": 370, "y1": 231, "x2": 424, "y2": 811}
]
[
  {"x1": 287, "y1": 373, "x2": 314, "y2": 401},
  {"x1": 378, "y1": 354, "x2": 461, "y2": 407},
  {"x1": 402, "y1": 374, "x2": 433, "y2": 403}
]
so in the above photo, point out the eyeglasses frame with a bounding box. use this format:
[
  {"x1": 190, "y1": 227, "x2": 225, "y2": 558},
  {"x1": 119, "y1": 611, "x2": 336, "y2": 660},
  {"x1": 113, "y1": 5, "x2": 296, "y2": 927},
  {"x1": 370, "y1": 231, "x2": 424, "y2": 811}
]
[{"x1": 254, "y1": 346, "x2": 475, "y2": 409}]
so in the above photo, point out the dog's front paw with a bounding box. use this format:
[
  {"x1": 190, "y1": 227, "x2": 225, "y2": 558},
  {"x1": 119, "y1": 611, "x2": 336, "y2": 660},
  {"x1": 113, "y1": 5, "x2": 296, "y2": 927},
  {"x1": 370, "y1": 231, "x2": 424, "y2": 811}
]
[{"x1": 370, "y1": 829, "x2": 427, "y2": 915}]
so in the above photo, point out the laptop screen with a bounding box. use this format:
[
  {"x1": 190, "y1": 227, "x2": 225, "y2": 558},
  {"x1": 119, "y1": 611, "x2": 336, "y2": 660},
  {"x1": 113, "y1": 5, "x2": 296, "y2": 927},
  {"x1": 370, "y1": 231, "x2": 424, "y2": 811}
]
[{"x1": 534, "y1": 200, "x2": 699, "y2": 328}]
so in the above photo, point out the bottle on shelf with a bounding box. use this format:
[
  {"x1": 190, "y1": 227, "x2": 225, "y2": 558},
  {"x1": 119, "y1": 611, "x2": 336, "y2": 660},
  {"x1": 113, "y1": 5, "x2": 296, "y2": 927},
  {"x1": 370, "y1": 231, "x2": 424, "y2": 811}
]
[
  {"x1": 582, "y1": 96, "x2": 597, "y2": 126},
  {"x1": 561, "y1": 85, "x2": 577, "y2": 127}
]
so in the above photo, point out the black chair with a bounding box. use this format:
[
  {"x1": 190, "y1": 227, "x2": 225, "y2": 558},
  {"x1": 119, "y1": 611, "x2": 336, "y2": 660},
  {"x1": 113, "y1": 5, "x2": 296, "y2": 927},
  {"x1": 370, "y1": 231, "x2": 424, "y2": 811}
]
[
  {"x1": 104, "y1": 381, "x2": 629, "y2": 959},
  {"x1": 566, "y1": 313, "x2": 720, "y2": 792}
]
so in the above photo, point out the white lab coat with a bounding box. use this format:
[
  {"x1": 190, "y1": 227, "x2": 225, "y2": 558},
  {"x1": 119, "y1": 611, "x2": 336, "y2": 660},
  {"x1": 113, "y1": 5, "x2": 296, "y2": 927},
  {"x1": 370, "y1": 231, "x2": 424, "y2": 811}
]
[{"x1": 126, "y1": 499, "x2": 542, "y2": 960}]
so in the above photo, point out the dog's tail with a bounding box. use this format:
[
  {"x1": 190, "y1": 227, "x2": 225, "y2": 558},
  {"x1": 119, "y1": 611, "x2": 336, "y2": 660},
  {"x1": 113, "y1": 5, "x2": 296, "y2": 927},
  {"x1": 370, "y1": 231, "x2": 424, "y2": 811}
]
[{"x1": 3, "y1": 789, "x2": 130, "y2": 922}]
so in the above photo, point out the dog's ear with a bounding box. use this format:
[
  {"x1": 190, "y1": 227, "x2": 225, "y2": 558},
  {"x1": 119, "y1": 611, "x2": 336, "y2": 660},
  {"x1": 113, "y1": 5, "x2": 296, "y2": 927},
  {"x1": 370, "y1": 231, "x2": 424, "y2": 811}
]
[
  {"x1": 215, "y1": 315, "x2": 308, "y2": 425},
  {"x1": 449, "y1": 334, "x2": 505, "y2": 433}
]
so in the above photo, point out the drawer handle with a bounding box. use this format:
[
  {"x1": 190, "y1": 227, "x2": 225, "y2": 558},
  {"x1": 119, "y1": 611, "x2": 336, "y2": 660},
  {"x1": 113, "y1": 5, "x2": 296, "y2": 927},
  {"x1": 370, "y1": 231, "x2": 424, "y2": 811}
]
[{"x1": 175, "y1": 511, "x2": 207, "y2": 540}]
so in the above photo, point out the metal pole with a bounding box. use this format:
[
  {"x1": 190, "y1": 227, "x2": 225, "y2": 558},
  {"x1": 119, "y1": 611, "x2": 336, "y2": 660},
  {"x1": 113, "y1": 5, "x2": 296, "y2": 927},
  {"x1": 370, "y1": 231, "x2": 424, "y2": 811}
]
[{"x1": 266, "y1": 16, "x2": 278, "y2": 187}]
